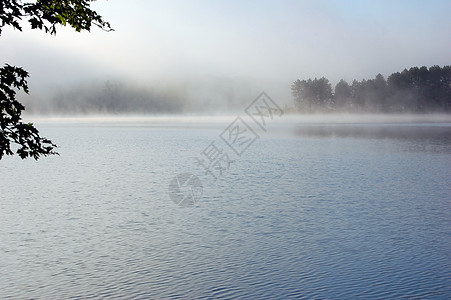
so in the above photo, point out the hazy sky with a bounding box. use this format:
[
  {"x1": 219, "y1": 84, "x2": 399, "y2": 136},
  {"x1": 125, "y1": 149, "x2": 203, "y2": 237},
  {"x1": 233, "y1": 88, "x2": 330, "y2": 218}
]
[{"x1": 1, "y1": 0, "x2": 450, "y2": 106}]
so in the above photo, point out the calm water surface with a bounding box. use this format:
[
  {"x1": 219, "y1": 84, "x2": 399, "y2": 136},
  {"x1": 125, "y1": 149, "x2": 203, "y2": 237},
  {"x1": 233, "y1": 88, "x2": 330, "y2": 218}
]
[{"x1": 0, "y1": 119, "x2": 450, "y2": 299}]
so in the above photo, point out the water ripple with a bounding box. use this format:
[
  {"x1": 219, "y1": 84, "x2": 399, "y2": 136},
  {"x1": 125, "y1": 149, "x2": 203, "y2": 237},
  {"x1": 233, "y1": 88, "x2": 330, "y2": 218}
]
[{"x1": 0, "y1": 124, "x2": 450, "y2": 298}]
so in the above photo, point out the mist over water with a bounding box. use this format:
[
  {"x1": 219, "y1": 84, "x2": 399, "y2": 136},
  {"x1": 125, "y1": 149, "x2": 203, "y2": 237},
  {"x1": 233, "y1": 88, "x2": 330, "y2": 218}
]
[
  {"x1": 1, "y1": 118, "x2": 450, "y2": 298},
  {"x1": 24, "y1": 112, "x2": 451, "y2": 125},
  {"x1": 2, "y1": 0, "x2": 451, "y2": 298},
  {"x1": 21, "y1": 77, "x2": 281, "y2": 115},
  {"x1": 24, "y1": 113, "x2": 451, "y2": 144}
]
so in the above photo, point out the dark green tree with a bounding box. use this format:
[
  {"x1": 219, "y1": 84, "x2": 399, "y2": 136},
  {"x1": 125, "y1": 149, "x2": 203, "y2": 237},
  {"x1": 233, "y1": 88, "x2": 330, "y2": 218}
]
[
  {"x1": 311, "y1": 77, "x2": 333, "y2": 110},
  {"x1": 388, "y1": 68, "x2": 423, "y2": 112},
  {"x1": 355, "y1": 74, "x2": 388, "y2": 112},
  {"x1": 350, "y1": 79, "x2": 365, "y2": 112},
  {"x1": 425, "y1": 65, "x2": 451, "y2": 111},
  {"x1": 334, "y1": 79, "x2": 352, "y2": 111},
  {"x1": 291, "y1": 77, "x2": 333, "y2": 112},
  {"x1": 0, "y1": 0, "x2": 112, "y2": 160},
  {"x1": 291, "y1": 79, "x2": 312, "y2": 112},
  {"x1": 372, "y1": 74, "x2": 389, "y2": 111}
]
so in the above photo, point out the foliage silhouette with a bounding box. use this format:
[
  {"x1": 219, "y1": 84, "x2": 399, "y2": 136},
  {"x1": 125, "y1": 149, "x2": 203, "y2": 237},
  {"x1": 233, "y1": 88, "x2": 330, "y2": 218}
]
[{"x1": 0, "y1": 0, "x2": 112, "y2": 160}]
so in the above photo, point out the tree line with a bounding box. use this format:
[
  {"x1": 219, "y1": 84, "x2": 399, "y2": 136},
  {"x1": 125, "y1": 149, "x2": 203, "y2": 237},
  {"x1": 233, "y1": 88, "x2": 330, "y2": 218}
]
[
  {"x1": 291, "y1": 65, "x2": 451, "y2": 113},
  {"x1": 24, "y1": 81, "x2": 183, "y2": 114}
]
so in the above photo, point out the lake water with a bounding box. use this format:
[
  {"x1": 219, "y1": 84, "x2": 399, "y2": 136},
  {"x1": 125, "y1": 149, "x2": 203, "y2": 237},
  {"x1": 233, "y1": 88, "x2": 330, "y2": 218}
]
[{"x1": 1, "y1": 116, "x2": 450, "y2": 299}]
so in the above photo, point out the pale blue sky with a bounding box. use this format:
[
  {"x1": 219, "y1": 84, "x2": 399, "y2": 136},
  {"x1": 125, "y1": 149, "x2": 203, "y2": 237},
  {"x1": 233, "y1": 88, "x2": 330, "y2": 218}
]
[{"x1": 1, "y1": 0, "x2": 450, "y2": 105}]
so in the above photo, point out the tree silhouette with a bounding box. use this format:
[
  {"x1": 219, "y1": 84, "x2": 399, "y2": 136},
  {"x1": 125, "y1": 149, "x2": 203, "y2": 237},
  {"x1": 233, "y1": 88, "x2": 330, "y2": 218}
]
[
  {"x1": 292, "y1": 65, "x2": 450, "y2": 113},
  {"x1": 291, "y1": 79, "x2": 312, "y2": 112},
  {"x1": 334, "y1": 79, "x2": 351, "y2": 111},
  {"x1": 0, "y1": 0, "x2": 112, "y2": 160},
  {"x1": 291, "y1": 77, "x2": 332, "y2": 112}
]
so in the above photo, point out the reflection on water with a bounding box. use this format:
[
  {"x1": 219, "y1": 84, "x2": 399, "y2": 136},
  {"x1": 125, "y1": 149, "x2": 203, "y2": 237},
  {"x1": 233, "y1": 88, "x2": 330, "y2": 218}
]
[
  {"x1": 0, "y1": 120, "x2": 450, "y2": 298},
  {"x1": 293, "y1": 123, "x2": 451, "y2": 153}
]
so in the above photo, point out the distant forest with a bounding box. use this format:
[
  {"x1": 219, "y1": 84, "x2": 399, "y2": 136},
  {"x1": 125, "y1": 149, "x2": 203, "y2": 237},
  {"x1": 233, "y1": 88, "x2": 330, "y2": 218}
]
[
  {"x1": 23, "y1": 81, "x2": 188, "y2": 114},
  {"x1": 291, "y1": 65, "x2": 451, "y2": 113},
  {"x1": 23, "y1": 80, "x2": 252, "y2": 114}
]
